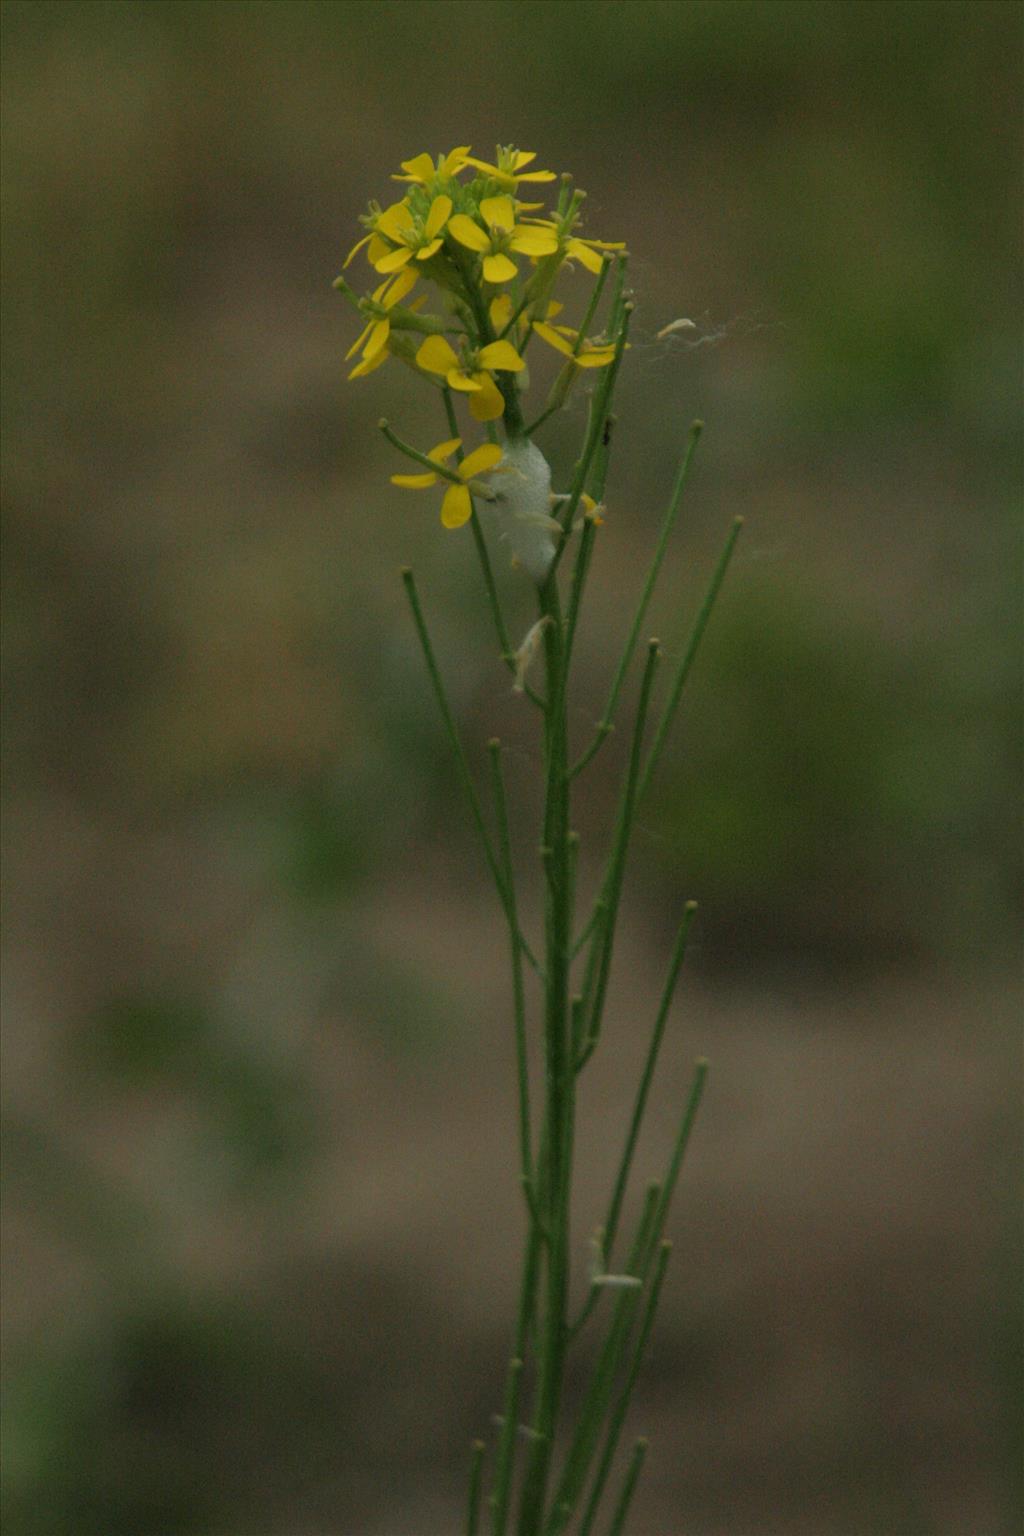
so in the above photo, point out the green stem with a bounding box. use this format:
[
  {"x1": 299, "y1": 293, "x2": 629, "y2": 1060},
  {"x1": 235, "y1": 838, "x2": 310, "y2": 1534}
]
[
  {"x1": 488, "y1": 738, "x2": 534, "y2": 1204},
  {"x1": 517, "y1": 577, "x2": 573, "y2": 1535},
  {"x1": 542, "y1": 1185, "x2": 661, "y2": 1533},
  {"x1": 571, "y1": 421, "x2": 704, "y2": 779},
  {"x1": 495, "y1": 1194, "x2": 547, "y2": 1536},
  {"x1": 605, "y1": 1439, "x2": 648, "y2": 1536},
  {"x1": 571, "y1": 1055, "x2": 707, "y2": 1344},
  {"x1": 603, "y1": 903, "x2": 698, "y2": 1265},
  {"x1": 490, "y1": 1357, "x2": 525, "y2": 1536},
  {"x1": 578, "y1": 1245, "x2": 671, "y2": 1536},
  {"x1": 401, "y1": 569, "x2": 541, "y2": 979},
  {"x1": 562, "y1": 514, "x2": 598, "y2": 684},
  {"x1": 467, "y1": 1439, "x2": 487, "y2": 1536},
  {"x1": 645, "y1": 1059, "x2": 709, "y2": 1268},
  {"x1": 379, "y1": 417, "x2": 469, "y2": 488},
  {"x1": 574, "y1": 639, "x2": 661, "y2": 1069},
  {"x1": 525, "y1": 257, "x2": 613, "y2": 437},
  {"x1": 451, "y1": 244, "x2": 527, "y2": 437},
  {"x1": 440, "y1": 388, "x2": 524, "y2": 673},
  {"x1": 637, "y1": 516, "x2": 744, "y2": 804},
  {"x1": 575, "y1": 256, "x2": 613, "y2": 347},
  {"x1": 548, "y1": 302, "x2": 632, "y2": 579}
]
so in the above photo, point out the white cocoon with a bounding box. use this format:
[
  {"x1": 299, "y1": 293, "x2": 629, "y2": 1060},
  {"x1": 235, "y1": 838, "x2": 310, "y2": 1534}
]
[{"x1": 475, "y1": 437, "x2": 561, "y2": 585}]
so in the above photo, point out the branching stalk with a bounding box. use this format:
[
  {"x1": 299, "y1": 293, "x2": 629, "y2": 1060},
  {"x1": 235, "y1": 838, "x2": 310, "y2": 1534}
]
[
  {"x1": 578, "y1": 1244, "x2": 672, "y2": 1536},
  {"x1": 572, "y1": 420, "x2": 704, "y2": 779},
  {"x1": 401, "y1": 569, "x2": 541, "y2": 979},
  {"x1": 357, "y1": 154, "x2": 739, "y2": 1536},
  {"x1": 637, "y1": 516, "x2": 744, "y2": 803},
  {"x1": 488, "y1": 739, "x2": 534, "y2": 1206}
]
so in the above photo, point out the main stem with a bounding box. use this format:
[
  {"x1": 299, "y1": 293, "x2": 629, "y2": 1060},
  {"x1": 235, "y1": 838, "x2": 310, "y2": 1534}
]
[{"x1": 517, "y1": 568, "x2": 573, "y2": 1534}]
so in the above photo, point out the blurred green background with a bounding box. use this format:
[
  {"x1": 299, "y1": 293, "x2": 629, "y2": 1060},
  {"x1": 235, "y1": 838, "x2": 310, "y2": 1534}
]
[{"x1": 2, "y1": 2, "x2": 1021, "y2": 1532}]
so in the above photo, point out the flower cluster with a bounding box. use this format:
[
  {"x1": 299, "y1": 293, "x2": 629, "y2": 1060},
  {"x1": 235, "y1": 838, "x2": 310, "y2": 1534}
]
[{"x1": 335, "y1": 145, "x2": 625, "y2": 572}]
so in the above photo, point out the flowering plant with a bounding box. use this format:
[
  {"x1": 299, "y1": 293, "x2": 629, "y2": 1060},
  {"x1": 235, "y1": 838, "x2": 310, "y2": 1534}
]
[{"x1": 336, "y1": 144, "x2": 742, "y2": 1536}]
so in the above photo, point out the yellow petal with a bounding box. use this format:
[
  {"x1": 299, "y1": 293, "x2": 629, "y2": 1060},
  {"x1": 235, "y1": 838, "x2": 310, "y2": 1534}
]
[
  {"x1": 363, "y1": 317, "x2": 390, "y2": 360},
  {"x1": 368, "y1": 234, "x2": 390, "y2": 265},
  {"x1": 396, "y1": 153, "x2": 435, "y2": 183},
  {"x1": 348, "y1": 347, "x2": 388, "y2": 379},
  {"x1": 533, "y1": 321, "x2": 575, "y2": 358},
  {"x1": 440, "y1": 145, "x2": 472, "y2": 175},
  {"x1": 580, "y1": 238, "x2": 627, "y2": 250},
  {"x1": 374, "y1": 245, "x2": 414, "y2": 274},
  {"x1": 544, "y1": 300, "x2": 564, "y2": 319},
  {"x1": 479, "y1": 194, "x2": 515, "y2": 233},
  {"x1": 458, "y1": 442, "x2": 504, "y2": 480},
  {"x1": 343, "y1": 232, "x2": 373, "y2": 269},
  {"x1": 575, "y1": 349, "x2": 616, "y2": 367},
  {"x1": 427, "y1": 437, "x2": 462, "y2": 463},
  {"x1": 509, "y1": 228, "x2": 559, "y2": 257},
  {"x1": 515, "y1": 170, "x2": 557, "y2": 183},
  {"x1": 483, "y1": 251, "x2": 518, "y2": 284},
  {"x1": 382, "y1": 266, "x2": 419, "y2": 307},
  {"x1": 462, "y1": 156, "x2": 500, "y2": 177},
  {"x1": 566, "y1": 239, "x2": 604, "y2": 275},
  {"x1": 511, "y1": 151, "x2": 537, "y2": 170},
  {"x1": 415, "y1": 238, "x2": 443, "y2": 261},
  {"x1": 440, "y1": 483, "x2": 472, "y2": 529},
  {"x1": 478, "y1": 339, "x2": 524, "y2": 372},
  {"x1": 424, "y1": 194, "x2": 452, "y2": 240},
  {"x1": 415, "y1": 334, "x2": 461, "y2": 375},
  {"x1": 468, "y1": 375, "x2": 505, "y2": 421},
  {"x1": 447, "y1": 368, "x2": 482, "y2": 392},
  {"x1": 345, "y1": 319, "x2": 373, "y2": 361},
  {"x1": 391, "y1": 471, "x2": 438, "y2": 488},
  {"x1": 447, "y1": 213, "x2": 491, "y2": 252},
  {"x1": 375, "y1": 201, "x2": 415, "y2": 241},
  {"x1": 489, "y1": 294, "x2": 513, "y2": 330}
]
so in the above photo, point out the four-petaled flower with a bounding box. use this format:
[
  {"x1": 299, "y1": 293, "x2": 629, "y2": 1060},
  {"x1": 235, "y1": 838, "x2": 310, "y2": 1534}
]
[
  {"x1": 342, "y1": 199, "x2": 407, "y2": 271},
  {"x1": 392, "y1": 146, "x2": 471, "y2": 187},
  {"x1": 345, "y1": 266, "x2": 420, "y2": 379},
  {"x1": 415, "y1": 334, "x2": 525, "y2": 422},
  {"x1": 447, "y1": 195, "x2": 559, "y2": 284},
  {"x1": 391, "y1": 438, "x2": 504, "y2": 528},
  {"x1": 519, "y1": 217, "x2": 627, "y2": 275},
  {"x1": 372, "y1": 195, "x2": 454, "y2": 273},
  {"x1": 462, "y1": 147, "x2": 556, "y2": 190}
]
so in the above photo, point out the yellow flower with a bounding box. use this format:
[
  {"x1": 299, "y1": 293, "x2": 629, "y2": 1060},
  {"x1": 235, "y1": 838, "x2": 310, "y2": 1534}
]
[
  {"x1": 462, "y1": 147, "x2": 556, "y2": 189},
  {"x1": 343, "y1": 199, "x2": 412, "y2": 270},
  {"x1": 391, "y1": 438, "x2": 504, "y2": 528},
  {"x1": 392, "y1": 146, "x2": 472, "y2": 185},
  {"x1": 532, "y1": 320, "x2": 617, "y2": 368},
  {"x1": 345, "y1": 267, "x2": 420, "y2": 379},
  {"x1": 372, "y1": 194, "x2": 454, "y2": 273},
  {"x1": 447, "y1": 194, "x2": 559, "y2": 284},
  {"x1": 518, "y1": 216, "x2": 626, "y2": 275},
  {"x1": 563, "y1": 234, "x2": 625, "y2": 274},
  {"x1": 415, "y1": 333, "x2": 525, "y2": 421}
]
